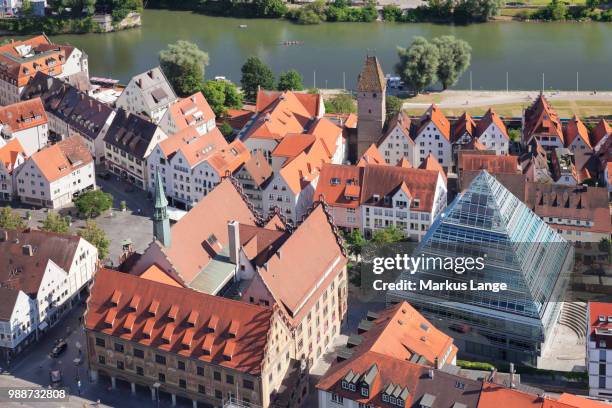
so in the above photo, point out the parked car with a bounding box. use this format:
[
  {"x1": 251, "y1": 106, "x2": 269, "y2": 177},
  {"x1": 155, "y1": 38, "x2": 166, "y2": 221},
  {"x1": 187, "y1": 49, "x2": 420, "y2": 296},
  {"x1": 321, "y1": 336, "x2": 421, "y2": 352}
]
[
  {"x1": 50, "y1": 340, "x2": 68, "y2": 358},
  {"x1": 49, "y1": 370, "x2": 62, "y2": 388}
]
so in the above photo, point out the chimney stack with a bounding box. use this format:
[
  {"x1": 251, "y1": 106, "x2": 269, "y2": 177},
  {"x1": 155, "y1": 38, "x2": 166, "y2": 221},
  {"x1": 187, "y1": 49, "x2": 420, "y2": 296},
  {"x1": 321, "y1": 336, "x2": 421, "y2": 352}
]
[
  {"x1": 228, "y1": 220, "x2": 240, "y2": 266},
  {"x1": 509, "y1": 363, "x2": 515, "y2": 389}
]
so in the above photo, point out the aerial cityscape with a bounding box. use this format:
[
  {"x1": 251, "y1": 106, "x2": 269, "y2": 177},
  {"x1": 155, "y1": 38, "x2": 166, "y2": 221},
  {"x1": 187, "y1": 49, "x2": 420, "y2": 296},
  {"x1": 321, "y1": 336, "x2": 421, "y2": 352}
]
[{"x1": 0, "y1": 1, "x2": 611, "y2": 408}]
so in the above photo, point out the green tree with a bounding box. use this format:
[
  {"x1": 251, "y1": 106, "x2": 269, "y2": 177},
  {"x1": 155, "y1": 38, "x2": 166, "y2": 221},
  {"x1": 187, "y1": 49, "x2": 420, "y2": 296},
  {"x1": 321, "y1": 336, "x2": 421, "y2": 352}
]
[
  {"x1": 74, "y1": 190, "x2": 113, "y2": 218},
  {"x1": 544, "y1": 0, "x2": 568, "y2": 20},
  {"x1": 79, "y1": 220, "x2": 110, "y2": 260},
  {"x1": 201, "y1": 80, "x2": 243, "y2": 116},
  {"x1": 385, "y1": 95, "x2": 403, "y2": 122},
  {"x1": 344, "y1": 229, "x2": 366, "y2": 256},
  {"x1": 599, "y1": 238, "x2": 611, "y2": 263},
  {"x1": 277, "y1": 70, "x2": 304, "y2": 91},
  {"x1": 395, "y1": 37, "x2": 439, "y2": 94},
  {"x1": 159, "y1": 40, "x2": 210, "y2": 97},
  {"x1": 324, "y1": 93, "x2": 356, "y2": 114},
  {"x1": 382, "y1": 5, "x2": 403, "y2": 21},
  {"x1": 254, "y1": 0, "x2": 288, "y2": 17},
  {"x1": 41, "y1": 212, "x2": 70, "y2": 234},
  {"x1": 371, "y1": 226, "x2": 405, "y2": 244},
  {"x1": 508, "y1": 128, "x2": 521, "y2": 141},
  {"x1": 432, "y1": 36, "x2": 472, "y2": 90},
  {"x1": 427, "y1": 0, "x2": 454, "y2": 18},
  {"x1": 21, "y1": 0, "x2": 33, "y2": 16},
  {"x1": 0, "y1": 207, "x2": 25, "y2": 230},
  {"x1": 83, "y1": 0, "x2": 97, "y2": 16},
  {"x1": 241, "y1": 56, "x2": 275, "y2": 101},
  {"x1": 219, "y1": 122, "x2": 234, "y2": 141}
]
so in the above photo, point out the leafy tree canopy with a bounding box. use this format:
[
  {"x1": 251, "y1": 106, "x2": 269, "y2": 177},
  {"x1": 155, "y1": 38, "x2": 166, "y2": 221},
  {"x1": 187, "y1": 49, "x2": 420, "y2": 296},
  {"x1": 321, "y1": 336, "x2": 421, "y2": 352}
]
[
  {"x1": 277, "y1": 69, "x2": 305, "y2": 91},
  {"x1": 0, "y1": 207, "x2": 25, "y2": 230},
  {"x1": 324, "y1": 93, "x2": 356, "y2": 114},
  {"x1": 395, "y1": 36, "x2": 440, "y2": 94},
  {"x1": 240, "y1": 56, "x2": 275, "y2": 101},
  {"x1": 74, "y1": 190, "x2": 113, "y2": 218},
  {"x1": 160, "y1": 40, "x2": 210, "y2": 97},
  {"x1": 79, "y1": 220, "x2": 110, "y2": 260},
  {"x1": 41, "y1": 212, "x2": 70, "y2": 234}
]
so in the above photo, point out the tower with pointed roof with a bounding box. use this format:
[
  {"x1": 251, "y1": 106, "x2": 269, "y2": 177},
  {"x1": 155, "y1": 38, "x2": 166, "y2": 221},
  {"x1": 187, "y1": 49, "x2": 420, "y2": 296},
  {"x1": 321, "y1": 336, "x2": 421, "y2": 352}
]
[
  {"x1": 153, "y1": 169, "x2": 171, "y2": 247},
  {"x1": 356, "y1": 55, "x2": 386, "y2": 160}
]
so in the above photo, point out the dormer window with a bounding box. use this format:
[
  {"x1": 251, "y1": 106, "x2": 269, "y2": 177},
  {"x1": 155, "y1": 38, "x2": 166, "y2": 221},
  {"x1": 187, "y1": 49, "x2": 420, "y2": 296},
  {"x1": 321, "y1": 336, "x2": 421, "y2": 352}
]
[
  {"x1": 361, "y1": 385, "x2": 369, "y2": 397},
  {"x1": 331, "y1": 177, "x2": 341, "y2": 185},
  {"x1": 382, "y1": 393, "x2": 389, "y2": 402},
  {"x1": 349, "y1": 383, "x2": 356, "y2": 391},
  {"x1": 341, "y1": 380, "x2": 349, "y2": 390},
  {"x1": 599, "y1": 315, "x2": 606, "y2": 322}
]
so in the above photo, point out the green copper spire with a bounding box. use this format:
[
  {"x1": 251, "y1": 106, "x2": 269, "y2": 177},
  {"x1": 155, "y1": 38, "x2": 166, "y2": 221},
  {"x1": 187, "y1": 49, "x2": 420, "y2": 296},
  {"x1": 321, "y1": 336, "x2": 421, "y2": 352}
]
[{"x1": 153, "y1": 169, "x2": 171, "y2": 247}]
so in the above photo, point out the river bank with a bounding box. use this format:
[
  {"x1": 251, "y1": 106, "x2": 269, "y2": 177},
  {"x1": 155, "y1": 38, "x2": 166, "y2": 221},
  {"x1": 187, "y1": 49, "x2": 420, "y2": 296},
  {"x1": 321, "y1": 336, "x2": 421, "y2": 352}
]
[
  {"x1": 3, "y1": 10, "x2": 610, "y2": 91},
  {"x1": 0, "y1": 12, "x2": 142, "y2": 35}
]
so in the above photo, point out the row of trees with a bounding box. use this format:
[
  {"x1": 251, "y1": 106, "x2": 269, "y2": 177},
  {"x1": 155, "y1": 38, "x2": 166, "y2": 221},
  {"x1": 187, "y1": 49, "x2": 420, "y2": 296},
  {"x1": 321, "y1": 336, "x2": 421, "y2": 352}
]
[
  {"x1": 158, "y1": 41, "x2": 306, "y2": 108},
  {"x1": 395, "y1": 35, "x2": 472, "y2": 94},
  {"x1": 286, "y1": 0, "x2": 378, "y2": 24}
]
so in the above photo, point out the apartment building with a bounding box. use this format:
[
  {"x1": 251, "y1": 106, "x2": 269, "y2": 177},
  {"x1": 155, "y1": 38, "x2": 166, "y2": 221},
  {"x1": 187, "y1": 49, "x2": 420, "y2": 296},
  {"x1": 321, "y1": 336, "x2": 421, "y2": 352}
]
[
  {"x1": 0, "y1": 228, "x2": 97, "y2": 363},
  {"x1": 588, "y1": 302, "x2": 612, "y2": 399},
  {"x1": 525, "y1": 183, "x2": 611, "y2": 244},
  {"x1": 412, "y1": 104, "x2": 453, "y2": 171},
  {"x1": 85, "y1": 268, "x2": 292, "y2": 408},
  {"x1": 0, "y1": 35, "x2": 88, "y2": 105},
  {"x1": 15, "y1": 136, "x2": 95, "y2": 208},
  {"x1": 0, "y1": 138, "x2": 26, "y2": 201},
  {"x1": 474, "y1": 108, "x2": 510, "y2": 155},
  {"x1": 233, "y1": 151, "x2": 273, "y2": 213},
  {"x1": 147, "y1": 126, "x2": 249, "y2": 209},
  {"x1": 104, "y1": 109, "x2": 168, "y2": 188},
  {"x1": 315, "y1": 162, "x2": 447, "y2": 240},
  {"x1": 523, "y1": 94, "x2": 564, "y2": 150},
  {"x1": 0, "y1": 98, "x2": 48, "y2": 156},
  {"x1": 115, "y1": 67, "x2": 178, "y2": 124},
  {"x1": 377, "y1": 111, "x2": 417, "y2": 167},
  {"x1": 21, "y1": 72, "x2": 116, "y2": 162},
  {"x1": 159, "y1": 91, "x2": 215, "y2": 136},
  {"x1": 238, "y1": 89, "x2": 325, "y2": 162}
]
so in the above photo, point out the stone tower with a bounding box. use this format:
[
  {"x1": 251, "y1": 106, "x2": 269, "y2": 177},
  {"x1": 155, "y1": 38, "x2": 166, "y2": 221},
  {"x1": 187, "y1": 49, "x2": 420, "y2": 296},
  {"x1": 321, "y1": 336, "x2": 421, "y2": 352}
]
[
  {"x1": 153, "y1": 169, "x2": 171, "y2": 247},
  {"x1": 356, "y1": 55, "x2": 386, "y2": 159}
]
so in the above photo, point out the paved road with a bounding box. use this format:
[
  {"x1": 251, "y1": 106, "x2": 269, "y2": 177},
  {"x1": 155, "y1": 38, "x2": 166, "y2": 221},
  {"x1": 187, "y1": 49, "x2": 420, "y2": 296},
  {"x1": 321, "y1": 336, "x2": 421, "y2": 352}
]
[
  {"x1": 0, "y1": 306, "x2": 193, "y2": 408},
  {"x1": 402, "y1": 90, "x2": 612, "y2": 109}
]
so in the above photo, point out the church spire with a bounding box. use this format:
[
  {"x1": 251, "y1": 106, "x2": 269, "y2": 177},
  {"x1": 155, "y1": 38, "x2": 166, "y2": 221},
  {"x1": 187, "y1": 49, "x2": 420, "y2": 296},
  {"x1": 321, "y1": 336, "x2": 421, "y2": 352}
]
[{"x1": 153, "y1": 169, "x2": 171, "y2": 247}]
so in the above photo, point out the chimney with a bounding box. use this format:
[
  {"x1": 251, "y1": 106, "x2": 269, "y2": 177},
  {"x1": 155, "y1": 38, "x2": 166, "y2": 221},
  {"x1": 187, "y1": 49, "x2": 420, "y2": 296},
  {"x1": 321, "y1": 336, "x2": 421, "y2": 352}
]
[
  {"x1": 434, "y1": 357, "x2": 439, "y2": 369},
  {"x1": 228, "y1": 220, "x2": 240, "y2": 266},
  {"x1": 22, "y1": 244, "x2": 33, "y2": 256},
  {"x1": 509, "y1": 363, "x2": 515, "y2": 389}
]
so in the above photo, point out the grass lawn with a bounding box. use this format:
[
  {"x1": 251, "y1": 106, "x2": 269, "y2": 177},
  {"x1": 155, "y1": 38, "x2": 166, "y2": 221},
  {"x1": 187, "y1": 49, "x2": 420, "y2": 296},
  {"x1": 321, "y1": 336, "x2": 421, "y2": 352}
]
[{"x1": 403, "y1": 100, "x2": 612, "y2": 120}]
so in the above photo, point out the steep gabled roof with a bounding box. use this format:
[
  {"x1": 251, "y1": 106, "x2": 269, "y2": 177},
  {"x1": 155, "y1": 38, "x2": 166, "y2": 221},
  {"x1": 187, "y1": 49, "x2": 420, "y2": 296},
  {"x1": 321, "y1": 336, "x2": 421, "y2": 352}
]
[
  {"x1": 314, "y1": 163, "x2": 364, "y2": 209},
  {"x1": 0, "y1": 138, "x2": 25, "y2": 173},
  {"x1": 418, "y1": 152, "x2": 446, "y2": 181},
  {"x1": 453, "y1": 112, "x2": 476, "y2": 142},
  {"x1": 380, "y1": 110, "x2": 412, "y2": 146},
  {"x1": 591, "y1": 119, "x2": 611, "y2": 148},
  {"x1": 85, "y1": 268, "x2": 273, "y2": 376},
  {"x1": 417, "y1": 104, "x2": 451, "y2": 141},
  {"x1": 357, "y1": 143, "x2": 385, "y2": 166},
  {"x1": 564, "y1": 115, "x2": 591, "y2": 149},
  {"x1": 524, "y1": 94, "x2": 563, "y2": 143},
  {"x1": 256, "y1": 204, "x2": 346, "y2": 323},
  {"x1": 476, "y1": 108, "x2": 509, "y2": 140},
  {"x1": 104, "y1": 109, "x2": 164, "y2": 160},
  {"x1": 0, "y1": 98, "x2": 48, "y2": 133},
  {"x1": 165, "y1": 91, "x2": 215, "y2": 132}
]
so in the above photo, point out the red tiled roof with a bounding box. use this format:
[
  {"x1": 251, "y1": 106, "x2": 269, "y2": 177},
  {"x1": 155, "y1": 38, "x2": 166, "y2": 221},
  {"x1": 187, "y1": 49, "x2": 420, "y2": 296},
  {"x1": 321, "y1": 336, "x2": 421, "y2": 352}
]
[
  {"x1": 30, "y1": 136, "x2": 93, "y2": 182},
  {"x1": 453, "y1": 112, "x2": 476, "y2": 142},
  {"x1": 314, "y1": 164, "x2": 364, "y2": 209},
  {"x1": 166, "y1": 92, "x2": 215, "y2": 133},
  {"x1": 591, "y1": 119, "x2": 611, "y2": 148},
  {"x1": 565, "y1": 115, "x2": 591, "y2": 149},
  {"x1": 417, "y1": 104, "x2": 451, "y2": 141},
  {"x1": 459, "y1": 152, "x2": 519, "y2": 174},
  {"x1": 557, "y1": 393, "x2": 612, "y2": 408},
  {"x1": 357, "y1": 144, "x2": 384, "y2": 166},
  {"x1": 0, "y1": 98, "x2": 48, "y2": 133},
  {"x1": 418, "y1": 153, "x2": 446, "y2": 181},
  {"x1": 478, "y1": 383, "x2": 544, "y2": 408},
  {"x1": 255, "y1": 205, "x2": 346, "y2": 323},
  {"x1": 524, "y1": 94, "x2": 563, "y2": 143},
  {"x1": 0, "y1": 35, "x2": 66, "y2": 87},
  {"x1": 360, "y1": 164, "x2": 442, "y2": 212},
  {"x1": 0, "y1": 138, "x2": 25, "y2": 173},
  {"x1": 85, "y1": 268, "x2": 273, "y2": 376},
  {"x1": 588, "y1": 302, "x2": 612, "y2": 338},
  {"x1": 153, "y1": 179, "x2": 258, "y2": 284},
  {"x1": 476, "y1": 108, "x2": 509, "y2": 140}
]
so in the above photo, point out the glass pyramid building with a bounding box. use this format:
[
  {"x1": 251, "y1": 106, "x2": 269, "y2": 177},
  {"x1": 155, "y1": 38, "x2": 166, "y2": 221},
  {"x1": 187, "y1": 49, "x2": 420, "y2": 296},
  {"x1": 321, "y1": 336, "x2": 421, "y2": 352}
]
[{"x1": 387, "y1": 171, "x2": 574, "y2": 365}]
